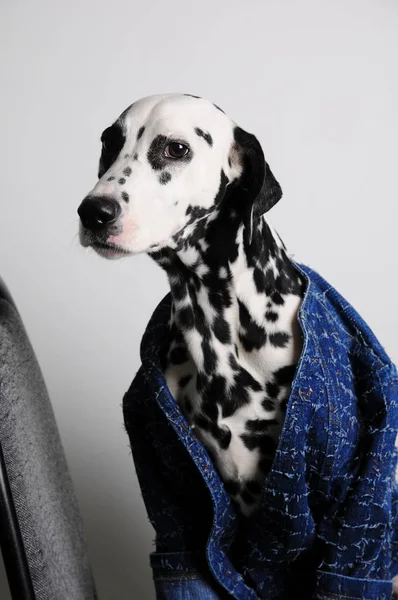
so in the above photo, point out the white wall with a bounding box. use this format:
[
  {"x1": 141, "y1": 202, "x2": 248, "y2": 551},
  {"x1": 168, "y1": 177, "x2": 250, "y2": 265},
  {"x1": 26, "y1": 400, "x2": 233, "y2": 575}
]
[{"x1": 1, "y1": 1, "x2": 397, "y2": 598}]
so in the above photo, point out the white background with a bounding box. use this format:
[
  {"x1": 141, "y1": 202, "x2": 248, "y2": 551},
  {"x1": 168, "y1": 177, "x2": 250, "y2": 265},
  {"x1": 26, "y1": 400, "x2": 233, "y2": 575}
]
[{"x1": 1, "y1": 1, "x2": 397, "y2": 598}]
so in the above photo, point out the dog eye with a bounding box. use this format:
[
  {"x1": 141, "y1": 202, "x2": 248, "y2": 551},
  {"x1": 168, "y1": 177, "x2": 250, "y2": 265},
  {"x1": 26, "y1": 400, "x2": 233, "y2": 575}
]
[{"x1": 165, "y1": 142, "x2": 189, "y2": 159}]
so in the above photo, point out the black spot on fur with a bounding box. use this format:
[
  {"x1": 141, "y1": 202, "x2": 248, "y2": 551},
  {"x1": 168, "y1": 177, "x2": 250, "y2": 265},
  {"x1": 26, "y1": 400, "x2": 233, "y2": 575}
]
[
  {"x1": 118, "y1": 177, "x2": 126, "y2": 185},
  {"x1": 253, "y1": 268, "x2": 266, "y2": 293},
  {"x1": 214, "y1": 170, "x2": 229, "y2": 207},
  {"x1": 172, "y1": 279, "x2": 187, "y2": 302},
  {"x1": 133, "y1": 153, "x2": 138, "y2": 161},
  {"x1": 213, "y1": 315, "x2": 231, "y2": 344},
  {"x1": 99, "y1": 122, "x2": 126, "y2": 178},
  {"x1": 221, "y1": 368, "x2": 262, "y2": 418},
  {"x1": 107, "y1": 176, "x2": 115, "y2": 181},
  {"x1": 221, "y1": 388, "x2": 248, "y2": 419},
  {"x1": 148, "y1": 248, "x2": 175, "y2": 270},
  {"x1": 195, "y1": 414, "x2": 231, "y2": 449},
  {"x1": 266, "y1": 381, "x2": 280, "y2": 399},
  {"x1": 207, "y1": 286, "x2": 232, "y2": 311},
  {"x1": 123, "y1": 167, "x2": 132, "y2": 176},
  {"x1": 201, "y1": 377, "x2": 226, "y2": 420},
  {"x1": 147, "y1": 135, "x2": 168, "y2": 171},
  {"x1": 186, "y1": 205, "x2": 210, "y2": 219},
  {"x1": 238, "y1": 299, "x2": 267, "y2": 351},
  {"x1": 243, "y1": 420, "x2": 280, "y2": 461},
  {"x1": 228, "y1": 353, "x2": 239, "y2": 371},
  {"x1": 262, "y1": 268, "x2": 277, "y2": 295},
  {"x1": 179, "y1": 374, "x2": 192, "y2": 388},
  {"x1": 269, "y1": 332, "x2": 290, "y2": 348},
  {"x1": 274, "y1": 364, "x2": 297, "y2": 386},
  {"x1": 121, "y1": 191, "x2": 129, "y2": 203},
  {"x1": 236, "y1": 369, "x2": 262, "y2": 393},
  {"x1": 137, "y1": 126, "x2": 145, "y2": 140},
  {"x1": 178, "y1": 306, "x2": 195, "y2": 330},
  {"x1": 265, "y1": 310, "x2": 278, "y2": 323},
  {"x1": 159, "y1": 171, "x2": 172, "y2": 185},
  {"x1": 245, "y1": 418, "x2": 278, "y2": 433},
  {"x1": 241, "y1": 432, "x2": 277, "y2": 454},
  {"x1": 272, "y1": 292, "x2": 285, "y2": 306},
  {"x1": 262, "y1": 398, "x2": 275, "y2": 412},
  {"x1": 191, "y1": 300, "x2": 210, "y2": 340},
  {"x1": 217, "y1": 427, "x2": 232, "y2": 449},
  {"x1": 202, "y1": 341, "x2": 217, "y2": 373},
  {"x1": 194, "y1": 127, "x2": 213, "y2": 147},
  {"x1": 195, "y1": 372, "x2": 205, "y2": 393},
  {"x1": 169, "y1": 346, "x2": 189, "y2": 365}
]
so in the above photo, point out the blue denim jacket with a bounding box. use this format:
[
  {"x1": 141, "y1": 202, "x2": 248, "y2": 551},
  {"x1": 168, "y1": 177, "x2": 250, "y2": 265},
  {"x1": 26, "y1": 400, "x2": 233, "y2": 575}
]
[{"x1": 123, "y1": 262, "x2": 398, "y2": 599}]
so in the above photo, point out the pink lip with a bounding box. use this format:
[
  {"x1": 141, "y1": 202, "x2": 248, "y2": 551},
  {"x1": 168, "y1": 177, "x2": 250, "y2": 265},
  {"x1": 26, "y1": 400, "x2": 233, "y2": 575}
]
[{"x1": 107, "y1": 233, "x2": 126, "y2": 245}]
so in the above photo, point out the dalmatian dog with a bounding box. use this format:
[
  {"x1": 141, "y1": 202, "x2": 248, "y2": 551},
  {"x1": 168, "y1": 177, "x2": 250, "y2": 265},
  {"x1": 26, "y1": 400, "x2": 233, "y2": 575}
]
[{"x1": 77, "y1": 93, "x2": 305, "y2": 516}]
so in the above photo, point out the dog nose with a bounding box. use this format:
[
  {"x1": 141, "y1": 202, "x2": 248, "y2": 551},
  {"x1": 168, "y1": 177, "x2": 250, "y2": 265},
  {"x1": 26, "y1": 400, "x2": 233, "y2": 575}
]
[{"x1": 78, "y1": 195, "x2": 121, "y2": 232}]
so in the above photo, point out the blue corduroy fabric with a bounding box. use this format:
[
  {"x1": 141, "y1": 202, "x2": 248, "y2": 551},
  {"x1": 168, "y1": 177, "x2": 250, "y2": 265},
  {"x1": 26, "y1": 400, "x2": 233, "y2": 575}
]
[{"x1": 123, "y1": 262, "x2": 398, "y2": 600}]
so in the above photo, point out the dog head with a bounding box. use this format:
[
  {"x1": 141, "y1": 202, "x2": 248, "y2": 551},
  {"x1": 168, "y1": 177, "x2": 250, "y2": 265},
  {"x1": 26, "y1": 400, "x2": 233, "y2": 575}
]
[{"x1": 77, "y1": 93, "x2": 282, "y2": 259}]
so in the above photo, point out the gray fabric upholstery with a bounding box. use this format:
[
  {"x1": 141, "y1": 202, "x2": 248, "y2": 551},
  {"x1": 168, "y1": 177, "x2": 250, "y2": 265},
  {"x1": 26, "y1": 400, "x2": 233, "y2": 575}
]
[{"x1": 0, "y1": 284, "x2": 97, "y2": 599}]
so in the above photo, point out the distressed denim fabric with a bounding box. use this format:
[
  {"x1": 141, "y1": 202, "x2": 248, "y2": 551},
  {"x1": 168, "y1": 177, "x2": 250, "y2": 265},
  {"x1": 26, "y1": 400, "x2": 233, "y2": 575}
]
[{"x1": 123, "y1": 262, "x2": 398, "y2": 599}]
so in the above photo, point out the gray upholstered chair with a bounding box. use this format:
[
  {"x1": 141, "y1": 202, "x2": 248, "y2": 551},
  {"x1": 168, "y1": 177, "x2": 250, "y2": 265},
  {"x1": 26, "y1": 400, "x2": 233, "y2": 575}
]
[{"x1": 0, "y1": 277, "x2": 97, "y2": 600}]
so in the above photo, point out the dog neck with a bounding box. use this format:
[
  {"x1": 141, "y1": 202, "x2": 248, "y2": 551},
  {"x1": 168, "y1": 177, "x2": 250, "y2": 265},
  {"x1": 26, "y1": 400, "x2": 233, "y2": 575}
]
[{"x1": 148, "y1": 208, "x2": 304, "y2": 372}]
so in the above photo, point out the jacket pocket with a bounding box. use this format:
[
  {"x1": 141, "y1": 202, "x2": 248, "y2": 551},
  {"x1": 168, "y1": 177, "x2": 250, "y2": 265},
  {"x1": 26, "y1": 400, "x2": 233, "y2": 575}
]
[
  {"x1": 314, "y1": 570, "x2": 393, "y2": 600},
  {"x1": 150, "y1": 551, "x2": 225, "y2": 600}
]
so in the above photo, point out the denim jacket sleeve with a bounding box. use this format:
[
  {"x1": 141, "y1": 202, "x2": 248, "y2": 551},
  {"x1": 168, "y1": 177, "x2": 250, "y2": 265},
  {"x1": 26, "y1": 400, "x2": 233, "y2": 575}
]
[
  {"x1": 123, "y1": 365, "x2": 230, "y2": 600},
  {"x1": 297, "y1": 266, "x2": 398, "y2": 599},
  {"x1": 312, "y1": 360, "x2": 398, "y2": 600}
]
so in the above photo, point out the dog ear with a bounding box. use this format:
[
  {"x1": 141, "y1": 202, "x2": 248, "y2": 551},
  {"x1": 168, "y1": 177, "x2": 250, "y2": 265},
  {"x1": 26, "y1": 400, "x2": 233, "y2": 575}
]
[{"x1": 232, "y1": 126, "x2": 282, "y2": 242}]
